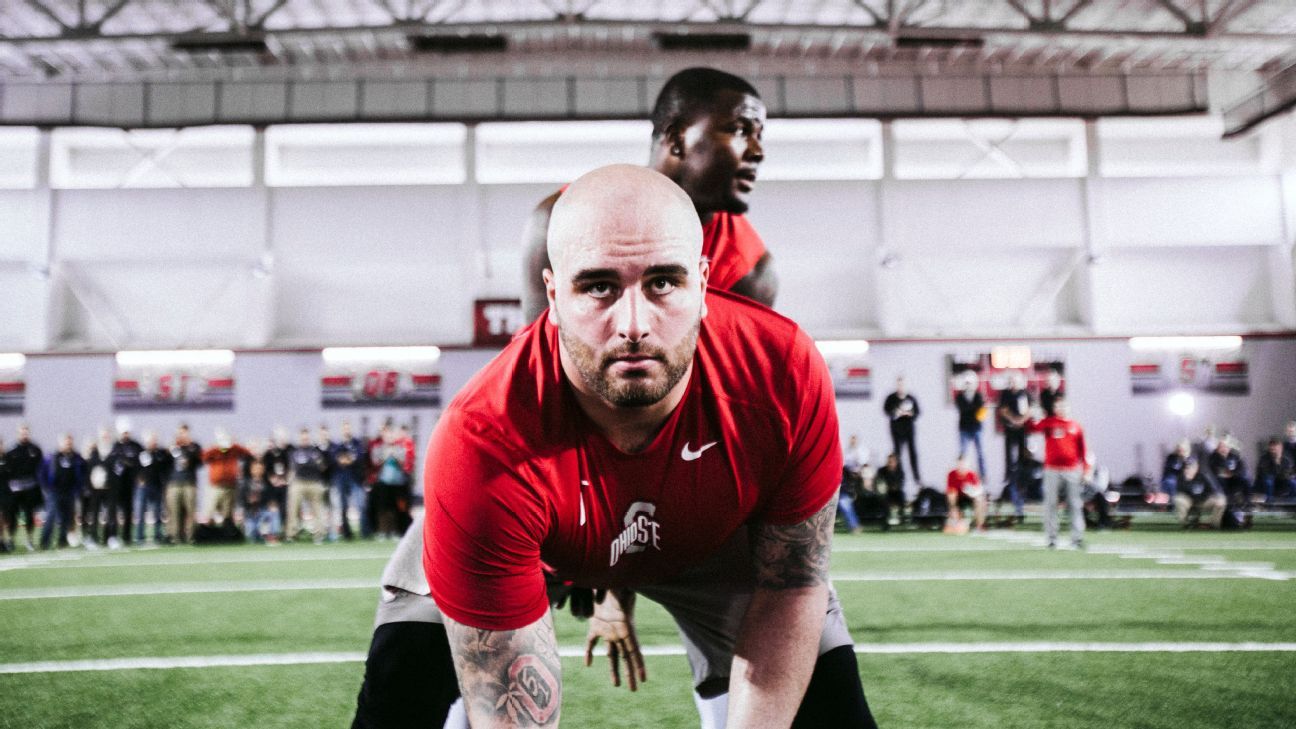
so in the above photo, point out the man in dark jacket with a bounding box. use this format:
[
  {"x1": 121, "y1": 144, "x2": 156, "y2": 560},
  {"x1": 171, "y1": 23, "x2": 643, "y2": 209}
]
[
  {"x1": 1207, "y1": 437, "x2": 1249, "y2": 508},
  {"x1": 1254, "y1": 437, "x2": 1295, "y2": 504},
  {"x1": 166, "y1": 424, "x2": 203, "y2": 545},
  {"x1": 1175, "y1": 458, "x2": 1226, "y2": 528},
  {"x1": 0, "y1": 436, "x2": 11, "y2": 552},
  {"x1": 883, "y1": 376, "x2": 922, "y2": 484},
  {"x1": 1161, "y1": 440, "x2": 1191, "y2": 500},
  {"x1": 136, "y1": 431, "x2": 173, "y2": 543},
  {"x1": 287, "y1": 427, "x2": 332, "y2": 543},
  {"x1": 39, "y1": 434, "x2": 85, "y2": 549},
  {"x1": 105, "y1": 421, "x2": 144, "y2": 549},
  {"x1": 261, "y1": 429, "x2": 292, "y2": 538},
  {"x1": 330, "y1": 420, "x2": 369, "y2": 541},
  {"x1": 5, "y1": 424, "x2": 44, "y2": 552},
  {"x1": 997, "y1": 371, "x2": 1033, "y2": 515}
]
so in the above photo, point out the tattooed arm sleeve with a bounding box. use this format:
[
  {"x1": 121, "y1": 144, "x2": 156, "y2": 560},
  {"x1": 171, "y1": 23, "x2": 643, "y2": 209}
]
[
  {"x1": 444, "y1": 610, "x2": 563, "y2": 728},
  {"x1": 724, "y1": 497, "x2": 835, "y2": 729}
]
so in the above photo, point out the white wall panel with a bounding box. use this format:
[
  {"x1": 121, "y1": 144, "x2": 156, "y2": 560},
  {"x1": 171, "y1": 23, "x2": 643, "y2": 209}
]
[
  {"x1": 886, "y1": 179, "x2": 1085, "y2": 250},
  {"x1": 50, "y1": 127, "x2": 254, "y2": 189},
  {"x1": 1091, "y1": 246, "x2": 1272, "y2": 332},
  {"x1": 759, "y1": 119, "x2": 882, "y2": 181},
  {"x1": 0, "y1": 128, "x2": 39, "y2": 189},
  {"x1": 893, "y1": 119, "x2": 1085, "y2": 179},
  {"x1": 271, "y1": 186, "x2": 467, "y2": 261},
  {"x1": 0, "y1": 271, "x2": 48, "y2": 350},
  {"x1": 55, "y1": 263, "x2": 268, "y2": 349},
  {"x1": 271, "y1": 185, "x2": 476, "y2": 343},
  {"x1": 274, "y1": 261, "x2": 470, "y2": 344},
  {"x1": 475, "y1": 121, "x2": 648, "y2": 184},
  {"x1": 747, "y1": 181, "x2": 875, "y2": 333},
  {"x1": 478, "y1": 183, "x2": 555, "y2": 298},
  {"x1": 265, "y1": 124, "x2": 465, "y2": 186},
  {"x1": 1099, "y1": 116, "x2": 1274, "y2": 176},
  {"x1": 0, "y1": 190, "x2": 49, "y2": 262},
  {"x1": 1093, "y1": 176, "x2": 1284, "y2": 247},
  {"x1": 894, "y1": 249, "x2": 1079, "y2": 333},
  {"x1": 55, "y1": 188, "x2": 266, "y2": 260}
]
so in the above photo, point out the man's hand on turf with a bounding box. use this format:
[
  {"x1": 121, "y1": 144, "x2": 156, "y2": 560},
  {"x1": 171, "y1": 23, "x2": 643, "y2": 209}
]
[{"x1": 584, "y1": 588, "x2": 646, "y2": 691}]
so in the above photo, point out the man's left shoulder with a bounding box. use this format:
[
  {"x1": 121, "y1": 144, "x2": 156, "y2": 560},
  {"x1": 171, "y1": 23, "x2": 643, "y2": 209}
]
[
  {"x1": 698, "y1": 292, "x2": 826, "y2": 423},
  {"x1": 701, "y1": 290, "x2": 809, "y2": 366}
]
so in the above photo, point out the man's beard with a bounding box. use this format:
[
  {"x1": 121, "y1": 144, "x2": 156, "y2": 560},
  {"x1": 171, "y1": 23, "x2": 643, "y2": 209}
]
[{"x1": 559, "y1": 319, "x2": 701, "y2": 408}]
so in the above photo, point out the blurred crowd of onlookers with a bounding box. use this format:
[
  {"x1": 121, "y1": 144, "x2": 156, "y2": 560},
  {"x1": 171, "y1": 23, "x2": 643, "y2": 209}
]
[
  {"x1": 0, "y1": 418, "x2": 419, "y2": 553},
  {"x1": 835, "y1": 369, "x2": 1296, "y2": 534},
  {"x1": 1157, "y1": 421, "x2": 1296, "y2": 528}
]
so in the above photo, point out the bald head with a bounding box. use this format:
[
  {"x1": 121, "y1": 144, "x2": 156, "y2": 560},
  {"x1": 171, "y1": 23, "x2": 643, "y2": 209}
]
[{"x1": 547, "y1": 164, "x2": 703, "y2": 277}]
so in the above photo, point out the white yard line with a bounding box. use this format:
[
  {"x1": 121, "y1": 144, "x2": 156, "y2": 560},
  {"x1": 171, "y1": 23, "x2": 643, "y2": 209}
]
[
  {"x1": 5, "y1": 642, "x2": 1295, "y2": 674},
  {"x1": 8, "y1": 563, "x2": 1292, "y2": 601},
  {"x1": 983, "y1": 531, "x2": 1292, "y2": 581},
  {"x1": 831, "y1": 569, "x2": 1288, "y2": 582},
  {"x1": 5, "y1": 552, "x2": 392, "y2": 571},
  {"x1": 0, "y1": 578, "x2": 375, "y2": 600},
  {"x1": 833, "y1": 545, "x2": 1037, "y2": 553}
]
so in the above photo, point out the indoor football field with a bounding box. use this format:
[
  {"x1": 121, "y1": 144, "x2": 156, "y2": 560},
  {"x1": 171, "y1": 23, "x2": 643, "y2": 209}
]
[{"x1": 2, "y1": 520, "x2": 1294, "y2": 729}]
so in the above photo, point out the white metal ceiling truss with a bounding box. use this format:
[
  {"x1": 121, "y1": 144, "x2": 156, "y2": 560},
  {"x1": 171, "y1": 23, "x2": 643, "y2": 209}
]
[
  {"x1": 2, "y1": 0, "x2": 1292, "y2": 79},
  {"x1": 0, "y1": 0, "x2": 1292, "y2": 130}
]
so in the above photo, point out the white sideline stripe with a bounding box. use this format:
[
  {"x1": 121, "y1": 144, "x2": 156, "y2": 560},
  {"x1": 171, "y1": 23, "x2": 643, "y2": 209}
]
[
  {"x1": 0, "y1": 578, "x2": 375, "y2": 600},
  {"x1": 833, "y1": 545, "x2": 1036, "y2": 553},
  {"x1": 7, "y1": 565, "x2": 1293, "y2": 600},
  {"x1": 850, "y1": 642, "x2": 1296, "y2": 655},
  {"x1": 979, "y1": 529, "x2": 1295, "y2": 582},
  {"x1": 6, "y1": 642, "x2": 1296, "y2": 674},
  {"x1": 9, "y1": 553, "x2": 393, "y2": 571},
  {"x1": 831, "y1": 569, "x2": 1290, "y2": 582}
]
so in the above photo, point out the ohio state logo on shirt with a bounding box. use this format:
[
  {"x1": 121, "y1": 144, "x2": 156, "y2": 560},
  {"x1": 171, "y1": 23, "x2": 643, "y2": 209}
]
[{"x1": 609, "y1": 501, "x2": 662, "y2": 567}]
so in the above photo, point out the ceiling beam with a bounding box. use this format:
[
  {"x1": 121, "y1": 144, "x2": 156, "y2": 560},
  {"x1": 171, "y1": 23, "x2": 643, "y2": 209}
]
[{"x1": 3, "y1": 17, "x2": 1293, "y2": 47}]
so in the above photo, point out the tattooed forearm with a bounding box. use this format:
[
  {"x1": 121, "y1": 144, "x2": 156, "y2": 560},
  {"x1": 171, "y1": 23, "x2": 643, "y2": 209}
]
[
  {"x1": 751, "y1": 498, "x2": 835, "y2": 590},
  {"x1": 445, "y1": 611, "x2": 562, "y2": 727}
]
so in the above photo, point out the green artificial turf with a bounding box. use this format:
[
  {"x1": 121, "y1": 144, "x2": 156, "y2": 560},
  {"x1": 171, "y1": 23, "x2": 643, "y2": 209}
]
[{"x1": 2, "y1": 529, "x2": 1295, "y2": 728}]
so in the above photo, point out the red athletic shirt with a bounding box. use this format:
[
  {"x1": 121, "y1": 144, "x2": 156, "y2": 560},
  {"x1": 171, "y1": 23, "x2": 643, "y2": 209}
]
[
  {"x1": 555, "y1": 185, "x2": 766, "y2": 293},
  {"x1": 946, "y1": 469, "x2": 981, "y2": 496},
  {"x1": 1027, "y1": 416, "x2": 1087, "y2": 469},
  {"x1": 423, "y1": 290, "x2": 841, "y2": 631},
  {"x1": 701, "y1": 212, "x2": 767, "y2": 292}
]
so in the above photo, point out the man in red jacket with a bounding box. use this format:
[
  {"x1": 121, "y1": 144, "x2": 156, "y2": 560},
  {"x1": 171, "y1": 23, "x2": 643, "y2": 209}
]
[
  {"x1": 1027, "y1": 396, "x2": 1090, "y2": 549},
  {"x1": 201, "y1": 429, "x2": 252, "y2": 526}
]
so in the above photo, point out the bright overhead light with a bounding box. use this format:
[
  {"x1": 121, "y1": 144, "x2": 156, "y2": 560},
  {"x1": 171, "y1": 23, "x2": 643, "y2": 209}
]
[
  {"x1": 322, "y1": 346, "x2": 442, "y2": 364},
  {"x1": 0, "y1": 353, "x2": 26, "y2": 369},
  {"x1": 115, "y1": 350, "x2": 235, "y2": 368},
  {"x1": 1128, "y1": 336, "x2": 1243, "y2": 352},
  {"x1": 815, "y1": 340, "x2": 870, "y2": 356},
  {"x1": 1167, "y1": 392, "x2": 1195, "y2": 418}
]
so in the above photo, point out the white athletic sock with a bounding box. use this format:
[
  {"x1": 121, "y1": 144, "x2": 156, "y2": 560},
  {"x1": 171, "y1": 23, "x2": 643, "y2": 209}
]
[
  {"x1": 443, "y1": 697, "x2": 468, "y2": 729},
  {"x1": 693, "y1": 691, "x2": 729, "y2": 729}
]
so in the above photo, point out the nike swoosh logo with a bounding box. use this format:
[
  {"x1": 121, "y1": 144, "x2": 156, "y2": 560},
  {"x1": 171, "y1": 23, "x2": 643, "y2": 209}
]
[{"x1": 681, "y1": 441, "x2": 718, "y2": 462}]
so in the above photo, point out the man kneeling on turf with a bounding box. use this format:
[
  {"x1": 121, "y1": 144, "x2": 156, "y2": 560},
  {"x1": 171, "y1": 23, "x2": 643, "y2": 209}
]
[
  {"x1": 394, "y1": 165, "x2": 868, "y2": 728},
  {"x1": 945, "y1": 456, "x2": 987, "y2": 533}
]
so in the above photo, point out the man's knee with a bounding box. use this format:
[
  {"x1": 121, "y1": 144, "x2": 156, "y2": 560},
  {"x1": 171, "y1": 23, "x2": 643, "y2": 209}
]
[
  {"x1": 792, "y1": 645, "x2": 879, "y2": 729},
  {"x1": 352, "y1": 622, "x2": 459, "y2": 729}
]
